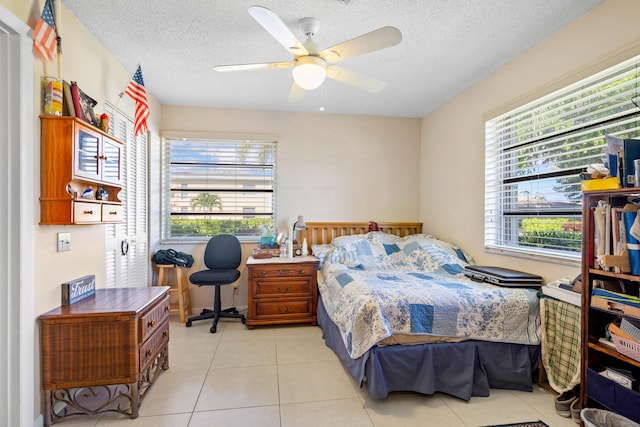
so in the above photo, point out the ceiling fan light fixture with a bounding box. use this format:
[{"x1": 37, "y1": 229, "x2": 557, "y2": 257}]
[{"x1": 293, "y1": 56, "x2": 326, "y2": 90}]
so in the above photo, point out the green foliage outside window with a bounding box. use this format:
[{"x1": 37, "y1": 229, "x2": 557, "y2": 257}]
[
  {"x1": 170, "y1": 217, "x2": 273, "y2": 238},
  {"x1": 519, "y1": 218, "x2": 582, "y2": 252}
]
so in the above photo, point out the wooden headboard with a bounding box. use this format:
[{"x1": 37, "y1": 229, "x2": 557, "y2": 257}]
[{"x1": 300, "y1": 222, "x2": 423, "y2": 253}]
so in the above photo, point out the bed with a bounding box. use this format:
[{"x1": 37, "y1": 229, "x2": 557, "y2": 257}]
[{"x1": 300, "y1": 221, "x2": 541, "y2": 401}]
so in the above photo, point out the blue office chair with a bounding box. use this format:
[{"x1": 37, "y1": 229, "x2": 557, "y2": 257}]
[{"x1": 185, "y1": 234, "x2": 246, "y2": 333}]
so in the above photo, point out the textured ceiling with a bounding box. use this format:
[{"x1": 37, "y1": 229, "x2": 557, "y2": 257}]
[{"x1": 63, "y1": 0, "x2": 604, "y2": 118}]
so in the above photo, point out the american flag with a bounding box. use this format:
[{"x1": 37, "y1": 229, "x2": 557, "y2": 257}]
[
  {"x1": 125, "y1": 65, "x2": 150, "y2": 137},
  {"x1": 33, "y1": 0, "x2": 57, "y2": 62}
]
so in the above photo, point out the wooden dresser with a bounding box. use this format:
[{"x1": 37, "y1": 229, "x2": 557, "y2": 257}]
[
  {"x1": 38, "y1": 287, "x2": 170, "y2": 426},
  {"x1": 246, "y1": 256, "x2": 319, "y2": 328}
]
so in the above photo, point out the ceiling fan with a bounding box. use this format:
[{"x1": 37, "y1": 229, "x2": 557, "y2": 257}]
[{"x1": 214, "y1": 5, "x2": 402, "y2": 102}]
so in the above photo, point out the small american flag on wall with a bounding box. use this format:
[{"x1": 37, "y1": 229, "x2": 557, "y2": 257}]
[
  {"x1": 33, "y1": 0, "x2": 57, "y2": 62},
  {"x1": 125, "y1": 65, "x2": 150, "y2": 137}
]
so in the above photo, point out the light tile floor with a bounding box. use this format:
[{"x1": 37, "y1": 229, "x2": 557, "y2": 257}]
[{"x1": 55, "y1": 316, "x2": 579, "y2": 427}]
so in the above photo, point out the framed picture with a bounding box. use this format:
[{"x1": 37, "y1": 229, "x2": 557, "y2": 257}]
[{"x1": 70, "y1": 82, "x2": 98, "y2": 127}]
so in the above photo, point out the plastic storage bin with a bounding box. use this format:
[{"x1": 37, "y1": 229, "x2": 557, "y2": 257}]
[{"x1": 581, "y1": 408, "x2": 640, "y2": 427}]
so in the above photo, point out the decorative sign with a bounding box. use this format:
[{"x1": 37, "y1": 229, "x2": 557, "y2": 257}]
[{"x1": 61, "y1": 275, "x2": 96, "y2": 305}]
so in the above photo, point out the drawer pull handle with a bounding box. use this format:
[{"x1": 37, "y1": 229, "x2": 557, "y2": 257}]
[
  {"x1": 261, "y1": 271, "x2": 267, "y2": 276},
  {"x1": 108, "y1": 211, "x2": 118, "y2": 215},
  {"x1": 299, "y1": 269, "x2": 305, "y2": 274},
  {"x1": 147, "y1": 320, "x2": 156, "y2": 328},
  {"x1": 279, "y1": 269, "x2": 287, "y2": 275},
  {"x1": 146, "y1": 349, "x2": 153, "y2": 356},
  {"x1": 165, "y1": 305, "x2": 170, "y2": 312},
  {"x1": 163, "y1": 330, "x2": 169, "y2": 337},
  {"x1": 83, "y1": 210, "x2": 94, "y2": 215},
  {"x1": 277, "y1": 306, "x2": 290, "y2": 314},
  {"x1": 276, "y1": 285, "x2": 291, "y2": 293}
]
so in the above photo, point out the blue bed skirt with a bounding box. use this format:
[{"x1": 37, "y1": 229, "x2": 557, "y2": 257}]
[{"x1": 317, "y1": 296, "x2": 540, "y2": 400}]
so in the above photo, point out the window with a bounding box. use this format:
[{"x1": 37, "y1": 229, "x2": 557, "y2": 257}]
[
  {"x1": 162, "y1": 136, "x2": 276, "y2": 241},
  {"x1": 485, "y1": 55, "x2": 640, "y2": 263}
]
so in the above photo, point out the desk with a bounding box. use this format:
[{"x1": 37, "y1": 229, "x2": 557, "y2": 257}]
[{"x1": 38, "y1": 287, "x2": 170, "y2": 425}]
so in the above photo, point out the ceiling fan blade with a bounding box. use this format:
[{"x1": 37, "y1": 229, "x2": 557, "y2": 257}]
[
  {"x1": 288, "y1": 82, "x2": 307, "y2": 103},
  {"x1": 214, "y1": 62, "x2": 293, "y2": 72},
  {"x1": 326, "y1": 65, "x2": 386, "y2": 93},
  {"x1": 320, "y1": 26, "x2": 402, "y2": 63},
  {"x1": 248, "y1": 6, "x2": 308, "y2": 57}
]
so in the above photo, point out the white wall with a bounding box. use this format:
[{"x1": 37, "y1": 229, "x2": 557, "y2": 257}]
[
  {"x1": 156, "y1": 107, "x2": 421, "y2": 311},
  {"x1": 420, "y1": 0, "x2": 640, "y2": 282},
  {"x1": 1, "y1": 1, "x2": 162, "y2": 423}
]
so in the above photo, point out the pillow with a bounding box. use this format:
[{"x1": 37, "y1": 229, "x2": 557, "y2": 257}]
[
  {"x1": 399, "y1": 234, "x2": 473, "y2": 272},
  {"x1": 324, "y1": 234, "x2": 387, "y2": 268},
  {"x1": 311, "y1": 244, "x2": 333, "y2": 269}
]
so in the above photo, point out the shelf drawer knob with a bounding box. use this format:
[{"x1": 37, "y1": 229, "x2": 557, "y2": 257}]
[
  {"x1": 83, "y1": 210, "x2": 94, "y2": 215},
  {"x1": 277, "y1": 306, "x2": 291, "y2": 314},
  {"x1": 147, "y1": 320, "x2": 156, "y2": 328},
  {"x1": 276, "y1": 285, "x2": 291, "y2": 293}
]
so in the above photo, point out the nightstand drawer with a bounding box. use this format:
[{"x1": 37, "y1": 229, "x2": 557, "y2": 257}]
[
  {"x1": 253, "y1": 278, "x2": 312, "y2": 298},
  {"x1": 249, "y1": 265, "x2": 313, "y2": 278},
  {"x1": 252, "y1": 299, "x2": 313, "y2": 318}
]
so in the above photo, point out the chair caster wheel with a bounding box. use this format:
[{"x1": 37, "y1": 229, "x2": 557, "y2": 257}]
[
  {"x1": 185, "y1": 320, "x2": 192, "y2": 327},
  {"x1": 210, "y1": 325, "x2": 217, "y2": 333}
]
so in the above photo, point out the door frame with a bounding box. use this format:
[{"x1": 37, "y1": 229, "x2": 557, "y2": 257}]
[{"x1": 0, "y1": 5, "x2": 36, "y2": 426}]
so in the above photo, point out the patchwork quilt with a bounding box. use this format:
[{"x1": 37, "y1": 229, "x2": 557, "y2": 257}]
[{"x1": 315, "y1": 232, "x2": 541, "y2": 359}]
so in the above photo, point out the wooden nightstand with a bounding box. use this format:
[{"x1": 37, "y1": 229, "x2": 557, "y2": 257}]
[{"x1": 246, "y1": 256, "x2": 319, "y2": 328}]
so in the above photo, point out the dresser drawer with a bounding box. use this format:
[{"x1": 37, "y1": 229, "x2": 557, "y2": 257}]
[
  {"x1": 139, "y1": 294, "x2": 170, "y2": 343},
  {"x1": 101, "y1": 204, "x2": 123, "y2": 222},
  {"x1": 252, "y1": 299, "x2": 313, "y2": 318},
  {"x1": 140, "y1": 320, "x2": 169, "y2": 371},
  {"x1": 73, "y1": 201, "x2": 101, "y2": 223},
  {"x1": 253, "y1": 278, "x2": 312, "y2": 298},
  {"x1": 249, "y1": 264, "x2": 314, "y2": 278}
]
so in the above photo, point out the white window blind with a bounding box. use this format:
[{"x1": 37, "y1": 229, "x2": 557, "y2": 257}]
[
  {"x1": 162, "y1": 137, "x2": 276, "y2": 241},
  {"x1": 485, "y1": 55, "x2": 640, "y2": 262}
]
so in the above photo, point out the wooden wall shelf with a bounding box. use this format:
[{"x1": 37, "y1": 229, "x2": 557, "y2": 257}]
[{"x1": 40, "y1": 116, "x2": 124, "y2": 224}]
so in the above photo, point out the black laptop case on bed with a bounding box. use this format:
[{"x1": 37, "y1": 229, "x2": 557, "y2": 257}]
[{"x1": 464, "y1": 266, "x2": 543, "y2": 287}]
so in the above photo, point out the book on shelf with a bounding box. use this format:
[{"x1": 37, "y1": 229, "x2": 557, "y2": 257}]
[
  {"x1": 622, "y1": 208, "x2": 640, "y2": 275},
  {"x1": 593, "y1": 199, "x2": 637, "y2": 273},
  {"x1": 606, "y1": 135, "x2": 640, "y2": 187},
  {"x1": 62, "y1": 80, "x2": 75, "y2": 117}
]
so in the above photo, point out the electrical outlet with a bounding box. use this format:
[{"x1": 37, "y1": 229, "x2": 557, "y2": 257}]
[{"x1": 57, "y1": 232, "x2": 71, "y2": 252}]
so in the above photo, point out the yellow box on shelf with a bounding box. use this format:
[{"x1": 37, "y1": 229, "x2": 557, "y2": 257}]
[{"x1": 581, "y1": 177, "x2": 620, "y2": 191}]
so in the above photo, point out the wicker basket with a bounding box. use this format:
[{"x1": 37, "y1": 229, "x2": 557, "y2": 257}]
[{"x1": 611, "y1": 333, "x2": 640, "y2": 363}]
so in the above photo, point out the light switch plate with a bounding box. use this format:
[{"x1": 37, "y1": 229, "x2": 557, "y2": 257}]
[{"x1": 57, "y1": 232, "x2": 71, "y2": 252}]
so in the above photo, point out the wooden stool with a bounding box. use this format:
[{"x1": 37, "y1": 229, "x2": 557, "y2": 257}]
[{"x1": 155, "y1": 264, "x2": 192, "y2": 323}]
